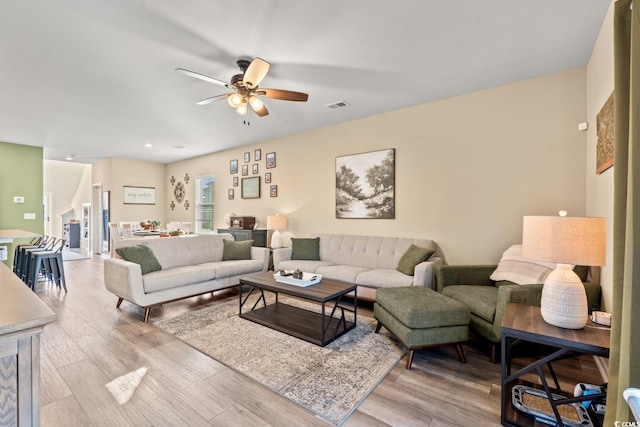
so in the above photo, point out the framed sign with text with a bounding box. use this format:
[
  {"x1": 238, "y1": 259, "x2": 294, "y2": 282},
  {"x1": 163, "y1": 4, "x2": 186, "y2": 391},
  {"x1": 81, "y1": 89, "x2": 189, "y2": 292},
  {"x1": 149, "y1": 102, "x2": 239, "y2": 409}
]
[{"x1": 123, "y1": 186, "x2": 156, "y2": 205}]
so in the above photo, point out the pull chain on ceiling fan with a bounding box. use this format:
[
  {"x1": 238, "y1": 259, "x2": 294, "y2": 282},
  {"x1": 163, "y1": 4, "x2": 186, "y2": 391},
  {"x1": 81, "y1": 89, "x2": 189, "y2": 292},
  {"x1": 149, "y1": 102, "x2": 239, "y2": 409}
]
[{"x1": 176, "y1": 57, "x2": 308, "y2": 117}]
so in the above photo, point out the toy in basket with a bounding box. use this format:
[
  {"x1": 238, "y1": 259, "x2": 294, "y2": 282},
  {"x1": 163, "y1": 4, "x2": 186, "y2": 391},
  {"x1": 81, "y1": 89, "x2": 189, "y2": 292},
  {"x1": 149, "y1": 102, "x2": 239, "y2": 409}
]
[{"x1": 273, "y1": 270, "x2": 322, "y2": 287}]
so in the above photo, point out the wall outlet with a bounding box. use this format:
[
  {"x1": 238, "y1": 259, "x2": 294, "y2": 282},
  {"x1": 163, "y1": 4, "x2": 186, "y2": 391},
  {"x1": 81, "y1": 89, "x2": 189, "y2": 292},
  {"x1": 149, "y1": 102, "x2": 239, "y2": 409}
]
[
  {"x1": 24, "y1": 213, "x2": 36, "y2": 220},
  {"x1": 13, "y1": 196, "x2": 24, "y2": 203}
]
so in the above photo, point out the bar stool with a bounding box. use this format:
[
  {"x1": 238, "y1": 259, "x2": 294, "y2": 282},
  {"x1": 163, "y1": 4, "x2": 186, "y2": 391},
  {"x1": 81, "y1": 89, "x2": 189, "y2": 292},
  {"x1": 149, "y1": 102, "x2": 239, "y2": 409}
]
[
  {"x1": 26, "y1": 239, "x2": 66, "y2": 291},
  {"x1": 42, "y1": 245, "x2": 67, "y2": 292},
  {"x1": 16, "y1": 236, "x2": 55, "y2": 280},
  {"x1": 13, "y1": 235, "x2": 42, "y2": 273}
]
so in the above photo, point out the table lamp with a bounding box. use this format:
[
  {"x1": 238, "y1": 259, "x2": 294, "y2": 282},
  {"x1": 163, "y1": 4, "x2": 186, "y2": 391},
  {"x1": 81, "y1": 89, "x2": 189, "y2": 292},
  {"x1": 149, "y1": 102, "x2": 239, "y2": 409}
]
[
  {"x1": 522, "y1": 213, "x2": 606, "y2": 329},
  {"x1": 267, "y1": 214, "x2": 288, "y2": 249}
]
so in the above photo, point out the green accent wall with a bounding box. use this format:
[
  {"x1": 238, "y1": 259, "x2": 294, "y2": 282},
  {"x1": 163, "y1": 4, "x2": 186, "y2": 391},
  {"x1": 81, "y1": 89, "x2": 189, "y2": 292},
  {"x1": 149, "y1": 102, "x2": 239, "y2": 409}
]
[{"x1": 0, "y1": 141, "x2": 44, "y2": 266}]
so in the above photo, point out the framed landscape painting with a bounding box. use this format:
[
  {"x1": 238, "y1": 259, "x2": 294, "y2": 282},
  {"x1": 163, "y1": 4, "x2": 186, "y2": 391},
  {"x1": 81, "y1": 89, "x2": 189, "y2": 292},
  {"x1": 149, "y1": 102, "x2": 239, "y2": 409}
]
[{"x1": 336, "y1": 148, "x2": 395, "y2": 219}]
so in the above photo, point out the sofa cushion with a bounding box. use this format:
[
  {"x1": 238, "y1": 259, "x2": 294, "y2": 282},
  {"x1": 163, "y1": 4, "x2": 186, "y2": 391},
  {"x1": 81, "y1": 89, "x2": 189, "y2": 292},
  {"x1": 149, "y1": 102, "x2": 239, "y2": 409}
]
[
  {"x1": 315, "y1": 265, "x2": 370, "y2": 283},
  {"x1": 203, "y1": 260, "x2": 264, "y2": 278},
  {"x1": 489, "y1": 244, "x2": 556, "y2": 285},
  {"x1": 315, "y1": 234, "x2": 436, "y2": 270},
  {"x1": 143, "y1": 265, "x2": 217, "y2": 293},
  {"x1": 222, "y1": 239, "x2": 253, "y2": 261},
  {"x1": 117, "y1": 234, "x2": 227, "y2": 269},
  {"x1": 277, "y1": 260, "x2": 333, "y2": 273},
  {"x1": 291, "y1": 237, "x2": 320, "y2": 260},
  {"x1": 396, "y1": 244, "x2": 435, "y2": 275},
  {"x1": 116, "y1": 244, "x2": 162, "y2": 275},
  {"x1": 356, "y1": 269, "x2": 414, "y2": 288},
  {"x1": 442, "y1": 285, "x2": 498, "y2": 324}
]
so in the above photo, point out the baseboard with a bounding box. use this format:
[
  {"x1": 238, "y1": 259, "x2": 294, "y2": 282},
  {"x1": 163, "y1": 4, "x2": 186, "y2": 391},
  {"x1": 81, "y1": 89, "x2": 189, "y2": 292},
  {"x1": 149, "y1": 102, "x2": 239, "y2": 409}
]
[{"x1": 593, "y1": 355, "x2": 609, "y2": 383}]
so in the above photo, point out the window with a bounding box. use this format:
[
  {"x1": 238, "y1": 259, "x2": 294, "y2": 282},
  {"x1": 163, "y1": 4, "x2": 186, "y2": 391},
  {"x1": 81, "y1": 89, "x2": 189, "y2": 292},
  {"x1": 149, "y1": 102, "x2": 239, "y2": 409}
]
[{"x1": 195, "y1": 175, "x2": 215, "y2": 233}]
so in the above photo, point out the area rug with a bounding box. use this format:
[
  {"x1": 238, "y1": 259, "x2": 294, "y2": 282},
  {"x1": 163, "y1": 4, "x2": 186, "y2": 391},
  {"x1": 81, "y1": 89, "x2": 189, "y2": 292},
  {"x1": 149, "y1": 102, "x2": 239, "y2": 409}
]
[{"x1": 155, "y1": 295, "x2": 404, "y2": 426}]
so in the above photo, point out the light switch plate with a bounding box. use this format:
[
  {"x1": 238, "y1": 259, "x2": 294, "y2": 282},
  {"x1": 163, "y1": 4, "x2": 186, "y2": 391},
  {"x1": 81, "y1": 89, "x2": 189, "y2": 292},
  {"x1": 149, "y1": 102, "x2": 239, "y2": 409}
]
[
  {"x1": 13, "y1": 196, "x2": 24, "y2": 203},
  {"x1": 24, "y1": 213, "x2": 36, "y2": 220}
]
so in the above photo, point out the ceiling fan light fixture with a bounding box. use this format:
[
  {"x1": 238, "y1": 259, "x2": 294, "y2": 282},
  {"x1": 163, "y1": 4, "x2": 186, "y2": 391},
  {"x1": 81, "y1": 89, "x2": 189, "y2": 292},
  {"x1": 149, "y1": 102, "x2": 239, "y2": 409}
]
[
  {"x1": 249, "y1": 95, "x2": 263, "y2": 110},
  {"x1": 228, "y1": 93, "x2": 243, "y2": 107},
  {"x1": 236, "y1": 102, "x2": 248, "y2": 115}
]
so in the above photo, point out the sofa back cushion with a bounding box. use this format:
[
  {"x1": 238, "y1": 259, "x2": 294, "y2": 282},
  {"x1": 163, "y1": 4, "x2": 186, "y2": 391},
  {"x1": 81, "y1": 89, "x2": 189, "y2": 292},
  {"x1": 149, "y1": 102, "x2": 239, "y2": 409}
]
[
  {"x1": 314, "y1": 233, "x2": 436, "y2": 270},
  {"x1": 114, "y1": 234, "x2": 232, "y2": 269}
]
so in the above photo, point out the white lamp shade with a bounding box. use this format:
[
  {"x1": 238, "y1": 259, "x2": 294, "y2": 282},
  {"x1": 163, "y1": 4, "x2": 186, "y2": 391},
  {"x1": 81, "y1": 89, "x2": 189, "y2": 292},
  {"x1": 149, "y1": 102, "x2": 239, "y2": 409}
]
[
  {"x1": 266, "y1": 215, "x2": 287, "y2": 230},
  {"x1": 522, "y1": 216, "x2": 606, "y2": 266},
  {"x1": 522, "y1": 215, "x2": 607, "y2": 329}
]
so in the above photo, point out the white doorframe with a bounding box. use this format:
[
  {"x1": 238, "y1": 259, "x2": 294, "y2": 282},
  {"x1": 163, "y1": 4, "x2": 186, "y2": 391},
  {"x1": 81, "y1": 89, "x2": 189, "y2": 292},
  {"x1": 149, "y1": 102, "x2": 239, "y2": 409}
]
[
  {"x1": 92, "y1": 184, "x2": 102, "y2": 254},
  {"x1": 43, "y1": 192, "x2": 52, "y2": 236}
]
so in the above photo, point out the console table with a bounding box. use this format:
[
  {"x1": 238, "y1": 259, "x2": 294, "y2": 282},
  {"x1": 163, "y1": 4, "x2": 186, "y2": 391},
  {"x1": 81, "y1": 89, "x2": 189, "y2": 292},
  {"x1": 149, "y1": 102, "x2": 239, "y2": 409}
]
[
  {"x1": 217, "y1": 228, "x2": 267, "y2": 247},
  {"x1": 501, "y1": 303, "x2": 609, "y2": 426},
  {"x1": 0, "y1": 262, "x2": 56, "y2": 425}
]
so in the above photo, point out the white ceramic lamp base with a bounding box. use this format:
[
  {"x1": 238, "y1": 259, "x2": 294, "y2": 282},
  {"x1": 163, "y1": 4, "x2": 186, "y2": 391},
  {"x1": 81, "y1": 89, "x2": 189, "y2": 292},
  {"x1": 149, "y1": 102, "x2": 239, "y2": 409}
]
[
  {"x1": 540, "y1": 263, "x2": 588, "y2": 329},
  {"x1": 271, "y1": 230, "x2": 283, "y2": 249}
]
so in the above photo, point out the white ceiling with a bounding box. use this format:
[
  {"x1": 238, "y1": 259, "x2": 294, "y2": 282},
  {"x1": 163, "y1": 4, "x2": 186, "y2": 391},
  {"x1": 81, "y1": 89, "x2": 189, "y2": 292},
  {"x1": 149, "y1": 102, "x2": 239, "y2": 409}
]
[{"x1": 0, "y1": 0, "x2": 610, "y2": 164}]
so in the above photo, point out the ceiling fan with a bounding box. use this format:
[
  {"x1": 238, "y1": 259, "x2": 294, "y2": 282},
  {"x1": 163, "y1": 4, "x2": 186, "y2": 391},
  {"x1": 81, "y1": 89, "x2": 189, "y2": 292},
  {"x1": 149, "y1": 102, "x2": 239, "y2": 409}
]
[{"x1": 176, "y1": 57, "x2": 308, "y2": 117}]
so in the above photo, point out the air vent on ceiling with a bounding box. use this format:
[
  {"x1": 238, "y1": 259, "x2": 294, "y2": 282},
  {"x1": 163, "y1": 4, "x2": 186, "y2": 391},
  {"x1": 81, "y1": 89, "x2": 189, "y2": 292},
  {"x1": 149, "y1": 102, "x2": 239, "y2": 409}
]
[{"x1": 325, "y1": 100, "x2": 350, "y2": 110}]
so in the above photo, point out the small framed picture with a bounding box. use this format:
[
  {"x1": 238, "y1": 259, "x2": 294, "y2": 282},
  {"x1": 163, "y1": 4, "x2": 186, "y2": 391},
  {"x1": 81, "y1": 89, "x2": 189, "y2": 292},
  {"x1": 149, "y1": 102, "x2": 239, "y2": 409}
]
[
  {"x1": 233, "y1": 176, "x2": 238, "y2": 187},
  {"x1": 230, "y1": 159, "x2": 238, "y2": 174},
  {"x1": 244, "y1": 152, "x2": 250, "y2": 163},
  {"x1": 254, "y1": 149, "x2": 261, "y2": 161},
  {"x1": 270, "y1": 185, "x2": 278, "y2": 197},
  {"x1": 266, "y1": 152, "x2": 276, "y2": 169},
  {"x1": 242, "y1": 164, "x2": 249, "y2": 176},
  {"x1": 252, "y1": 163, "x2": 259, "y2": 174},
  {"x1": 228, "y1": 189, "x2": 234, "y2": 200},
  {"x1": 265, "y1": 172, "x2": 271, "y2": 183}
]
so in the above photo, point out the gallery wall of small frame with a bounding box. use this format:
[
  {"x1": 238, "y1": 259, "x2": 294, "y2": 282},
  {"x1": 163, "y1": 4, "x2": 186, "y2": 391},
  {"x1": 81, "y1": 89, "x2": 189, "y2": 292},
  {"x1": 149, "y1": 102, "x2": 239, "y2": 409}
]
[{"x1": 229, "y1": 149, "x2": 278, "y2": 199}]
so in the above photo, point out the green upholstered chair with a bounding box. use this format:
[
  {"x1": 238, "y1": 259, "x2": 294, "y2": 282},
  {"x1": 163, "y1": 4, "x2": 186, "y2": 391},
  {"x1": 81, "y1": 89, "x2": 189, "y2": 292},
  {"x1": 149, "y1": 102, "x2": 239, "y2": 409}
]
[{"x1": 434, "y1": 265, "x2": 602, "y2": 363}]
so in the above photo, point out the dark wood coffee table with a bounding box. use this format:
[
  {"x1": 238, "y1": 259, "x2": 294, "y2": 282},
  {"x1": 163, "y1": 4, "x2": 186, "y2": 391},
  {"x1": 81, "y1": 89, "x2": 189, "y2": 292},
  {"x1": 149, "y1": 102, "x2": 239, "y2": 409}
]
[{"x1": 239, "y1": 272, "x2": 357, "y2": 346}]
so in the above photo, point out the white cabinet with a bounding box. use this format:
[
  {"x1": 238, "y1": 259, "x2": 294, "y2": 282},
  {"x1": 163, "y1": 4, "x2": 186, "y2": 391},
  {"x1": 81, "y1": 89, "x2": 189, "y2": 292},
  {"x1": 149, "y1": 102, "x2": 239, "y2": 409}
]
[{"x1": 82, "y1": 203, "x2": 90, "y2": 250}]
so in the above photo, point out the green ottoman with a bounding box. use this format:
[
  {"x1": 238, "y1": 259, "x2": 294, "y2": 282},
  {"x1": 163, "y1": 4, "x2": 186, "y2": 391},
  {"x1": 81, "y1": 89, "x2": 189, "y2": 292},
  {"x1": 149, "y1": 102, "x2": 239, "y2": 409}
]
[{"x1": 374, "y1": 286, "x2": 470, "y2": 369}]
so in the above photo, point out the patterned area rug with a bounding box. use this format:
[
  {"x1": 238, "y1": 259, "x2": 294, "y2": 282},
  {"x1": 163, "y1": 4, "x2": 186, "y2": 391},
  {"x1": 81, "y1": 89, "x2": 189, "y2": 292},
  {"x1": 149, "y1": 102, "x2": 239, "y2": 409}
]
[{"x1": 155, "y1": 295, "x2": 404, "y2": 426}]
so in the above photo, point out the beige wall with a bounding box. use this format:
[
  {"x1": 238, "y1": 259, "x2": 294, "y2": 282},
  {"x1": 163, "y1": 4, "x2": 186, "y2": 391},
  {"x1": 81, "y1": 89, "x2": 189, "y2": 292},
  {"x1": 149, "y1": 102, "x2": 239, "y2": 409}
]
[
  {"x1": 586, "y1": 1, "x2": 615, "y2": 311},
  {"x1": 167, "y1": 67, "x2": 588, "y2": 264},
  {"x1": 43, "y1": 159, "x2": 91, "y2": 238},
  {"x1": 93, "y1": 157, "x2": 166, "y2": 227}
]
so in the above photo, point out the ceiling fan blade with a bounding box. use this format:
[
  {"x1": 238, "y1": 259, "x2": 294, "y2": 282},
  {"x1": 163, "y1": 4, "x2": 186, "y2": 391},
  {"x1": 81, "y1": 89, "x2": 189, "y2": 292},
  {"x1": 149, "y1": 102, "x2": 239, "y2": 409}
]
[
  {"x1": 176, "y1": 68, "x2": 228, "y2": 87},
  {"x1": 261, "y1": 88, "x2": 308, "y2": 102},
  {"x1": 251, "y1": 103, "x2": 269, "y2": 117},
  {"x1": 195, "y1": 94, "x2": 232, "y2": 105},
  {"x1": 243, "y1": 58, "x2": 270, "y2": 88}
]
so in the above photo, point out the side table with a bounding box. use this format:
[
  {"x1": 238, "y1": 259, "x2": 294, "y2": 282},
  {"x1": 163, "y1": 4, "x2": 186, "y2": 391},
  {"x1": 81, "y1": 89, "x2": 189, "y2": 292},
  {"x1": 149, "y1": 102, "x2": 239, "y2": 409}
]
[{"x1": 501, "y1": 303, "x2": 610, "y2": 426}]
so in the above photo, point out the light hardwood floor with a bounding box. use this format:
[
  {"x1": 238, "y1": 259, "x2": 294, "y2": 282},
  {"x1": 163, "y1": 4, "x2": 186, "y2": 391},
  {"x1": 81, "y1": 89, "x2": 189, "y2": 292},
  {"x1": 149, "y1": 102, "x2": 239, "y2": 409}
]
[{"x1": 33, "y1": 255, "x2": 603, "y2": 426}]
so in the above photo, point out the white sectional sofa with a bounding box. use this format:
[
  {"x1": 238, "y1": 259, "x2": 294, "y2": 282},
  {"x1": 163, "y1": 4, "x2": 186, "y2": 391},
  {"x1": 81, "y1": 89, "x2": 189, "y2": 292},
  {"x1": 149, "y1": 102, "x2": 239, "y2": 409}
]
[
  {"x1": 104, "y1": 234, "x2": 269, "y2": 322},
  {"x1": 273, "y1": 233, "x2": 443, "y2": 300}
]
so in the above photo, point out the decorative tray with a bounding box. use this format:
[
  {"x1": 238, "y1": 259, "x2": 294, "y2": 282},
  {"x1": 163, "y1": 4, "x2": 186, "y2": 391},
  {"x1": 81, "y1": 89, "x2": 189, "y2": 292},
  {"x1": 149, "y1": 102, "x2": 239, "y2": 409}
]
[{"x1": 273, "y1": 271, "x2": 322, "y2": 287}]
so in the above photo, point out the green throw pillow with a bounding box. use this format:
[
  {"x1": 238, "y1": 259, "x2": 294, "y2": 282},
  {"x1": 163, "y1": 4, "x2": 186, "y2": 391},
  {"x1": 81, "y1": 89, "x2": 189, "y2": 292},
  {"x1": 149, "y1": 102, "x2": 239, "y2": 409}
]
[
  {"x1": 291, "y1": 237, "x2": 320, "y2": 260},
  {"x1": 397, "y1": 244, "x2": 435, "y2": 276},
  {"x1": 116, "y1": 244, "x2": 162, "y2": 275},
  {"x1": 222, "y1": 239, "x2": 253, "y2": 260}
]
